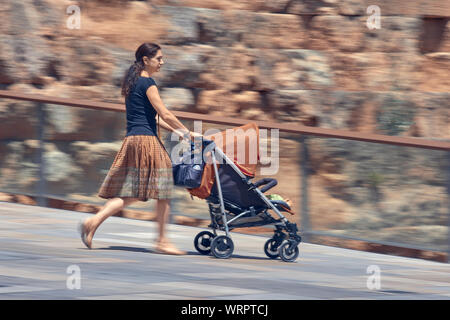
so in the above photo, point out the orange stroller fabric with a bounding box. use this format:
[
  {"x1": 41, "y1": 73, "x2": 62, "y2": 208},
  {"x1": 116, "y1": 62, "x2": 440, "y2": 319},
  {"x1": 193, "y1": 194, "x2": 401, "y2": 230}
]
[{"x1": 188, "y1": 123, "x2": 260, "y2": 199}]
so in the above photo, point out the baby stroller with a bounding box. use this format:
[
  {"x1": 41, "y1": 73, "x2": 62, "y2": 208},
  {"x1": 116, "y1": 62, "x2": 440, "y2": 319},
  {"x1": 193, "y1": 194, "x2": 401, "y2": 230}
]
[{"x1": 174, "y1": 123, "x2": 302, "y2": 262}]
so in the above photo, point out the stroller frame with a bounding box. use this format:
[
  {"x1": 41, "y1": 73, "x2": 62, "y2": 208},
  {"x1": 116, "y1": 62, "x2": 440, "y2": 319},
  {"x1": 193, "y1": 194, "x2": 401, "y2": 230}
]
[{"x1": 194, "y1": 142, "x2": 302, "y2": 262}]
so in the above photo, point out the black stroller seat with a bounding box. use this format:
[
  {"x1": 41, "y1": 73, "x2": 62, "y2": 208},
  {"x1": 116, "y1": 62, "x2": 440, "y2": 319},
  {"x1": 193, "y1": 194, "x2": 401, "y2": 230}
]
[{"x1": 196, "y1": 149, "x2": 301, "y2": 262}]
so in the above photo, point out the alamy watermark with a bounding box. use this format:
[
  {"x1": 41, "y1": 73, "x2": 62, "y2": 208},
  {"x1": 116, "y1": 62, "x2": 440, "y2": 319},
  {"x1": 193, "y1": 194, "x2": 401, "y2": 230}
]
[
  {"x1": 366, "y1": 265, "x2": 381, "y2": 290},
  {"x1": 170, "y1": 121, "x2": 279, "y2": 176},
  {"x1": 66, "y1": 4, "x2": 81, "y2": 30},
  {"x1": 366, "y1": 5, "x2": 381, "y2": 30},
  {"x1": 66, "y1": 264, "x2": 81, "y2": 290}
]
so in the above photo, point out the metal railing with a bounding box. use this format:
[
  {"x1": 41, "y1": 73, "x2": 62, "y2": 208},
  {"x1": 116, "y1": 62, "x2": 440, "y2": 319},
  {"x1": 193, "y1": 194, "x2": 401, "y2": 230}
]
[{"x1": 1, "y1": 90, "x2": 449, "y2": 262}]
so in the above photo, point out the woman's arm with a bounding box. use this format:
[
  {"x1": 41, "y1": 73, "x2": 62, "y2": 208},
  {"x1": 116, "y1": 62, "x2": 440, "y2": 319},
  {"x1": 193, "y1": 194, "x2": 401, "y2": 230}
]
[
  {"x1": 146, "y1": 85, "x2": 190, "y2": 137},
  {"x1": 157, "y1": 116, "x2": 174, "y2": 132},
  {"x1": 157, "y1": 116, "x2": 192, "y2": 139}
]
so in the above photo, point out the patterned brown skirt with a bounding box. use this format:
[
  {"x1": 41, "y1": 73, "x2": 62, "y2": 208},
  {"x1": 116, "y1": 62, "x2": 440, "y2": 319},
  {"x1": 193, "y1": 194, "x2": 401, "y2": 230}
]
[{"x1": 98, "y1": 135, "x2": 173, "y2": 201}]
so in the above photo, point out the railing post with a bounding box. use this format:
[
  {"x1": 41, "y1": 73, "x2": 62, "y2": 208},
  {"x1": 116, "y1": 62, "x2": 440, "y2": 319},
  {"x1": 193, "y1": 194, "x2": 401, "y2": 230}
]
[
  {"x1": 36, "y1": 103, "x2": 47, "y2": 207},
  {"x1": 300, "y1": 135, "x2": 311, "y2": 242}
]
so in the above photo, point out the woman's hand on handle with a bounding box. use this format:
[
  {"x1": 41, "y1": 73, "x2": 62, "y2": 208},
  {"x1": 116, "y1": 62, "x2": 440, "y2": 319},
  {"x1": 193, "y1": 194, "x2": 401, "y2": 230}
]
[
  {"x1": 172, "y1": 129, "x2": 202, "y2": 142},
  {"x1": 189, "y1": 131, "x2": 203, "y2": 141}
]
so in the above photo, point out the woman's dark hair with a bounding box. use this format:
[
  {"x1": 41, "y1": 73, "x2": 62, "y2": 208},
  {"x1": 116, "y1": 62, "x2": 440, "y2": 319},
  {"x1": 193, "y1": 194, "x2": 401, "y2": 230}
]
[{"x1": 121, "y1": 42, "x2": 161, "y2": 97}]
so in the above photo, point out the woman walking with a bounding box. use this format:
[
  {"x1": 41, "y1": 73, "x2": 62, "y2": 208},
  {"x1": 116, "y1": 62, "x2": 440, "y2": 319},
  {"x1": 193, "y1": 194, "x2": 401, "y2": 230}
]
[{"x1": 79, "y1": 43, "x2": 197, "y2": 255}]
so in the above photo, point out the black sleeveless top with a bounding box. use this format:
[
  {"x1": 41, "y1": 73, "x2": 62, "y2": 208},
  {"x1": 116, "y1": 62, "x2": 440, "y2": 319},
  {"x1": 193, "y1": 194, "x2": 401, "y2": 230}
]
[{"x1": 125, "y1": 76, "x2": 158, "y2": 136}]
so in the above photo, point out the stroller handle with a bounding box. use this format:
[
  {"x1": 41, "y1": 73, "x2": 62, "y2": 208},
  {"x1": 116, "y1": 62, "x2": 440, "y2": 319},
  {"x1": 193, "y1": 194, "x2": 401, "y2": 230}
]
[{"x1": 254, "y1": 178, "x2": 278, "y2": 193}]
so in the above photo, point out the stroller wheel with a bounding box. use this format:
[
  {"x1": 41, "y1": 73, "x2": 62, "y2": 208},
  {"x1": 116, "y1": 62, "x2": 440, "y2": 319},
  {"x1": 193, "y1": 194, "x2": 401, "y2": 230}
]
[
  {"x1": 279, "y1": 240, "x2": 299, "y2": 263},
  {"x1": 211, "y1": 235, "x2": 234, "y2": 259},
  {"x1": 264, "y1": 238, "x2": 280, "y2": 259},
  {"x1": 194, "y1": 231, "x2": 215, "y2": 255}
]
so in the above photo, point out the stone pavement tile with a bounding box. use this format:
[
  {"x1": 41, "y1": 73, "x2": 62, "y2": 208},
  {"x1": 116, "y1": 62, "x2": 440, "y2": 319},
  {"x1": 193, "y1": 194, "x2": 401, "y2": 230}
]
[
  {"x1": 177, "y1": 270, "x2": 369, "y2": 293},
  {"x1": 83, "y1": 293, "x2": 196, "y2": 300},
  {"x1": 178, "y1": 272, "x2": 271, "y2": 280},
  {"x1": 0, "y1": 232, "x2": 41, "y2": 240},
  {"x1": 369, "y1": 292, "x2": 446, "y2": 300},
  {"x1": 46, "y1": 257, "x2": 140, "y2": 264},
  {"x1": 104, "y1": 231, "x2": 187, "y2": 240},
  {"x1": 0, "y1": 250, "x2": 46, "y2": 261},
  {"x1": 190, "y1": 259, "x2": 283, "y2": 272},
  {"x1": 210, "y1": 293, "x2": 317, "y2": 300},
  {"x1": 7, "y1": 278, "x2": 189, "y2": 299},
  {"x1": 362, "y1": 255, "x2": 450, "y2": 268},
  {"x1": 193, "y1": 278, "x2": 382, "y2": 300},
  {"x1": 0, "y1": 289, "x2": 94, "y2": 300},
  {"x1": 377, "y1": 277, "x2": 448, "y2": 295},
  {"x1": 290, "y1": 276, "x2": 369, "y2": 291},
  {"x1": 145, "y1": 281, "x2": 267, "y2": 298},
  {"x1": 0, "y1": 285, "x2": 52, "y2": 294},
  {"x1": 385, "y1": 269, "x2": 450, "y2": 282},
  {"x1": 0, "y1": 266, "x2": 68, "y2": 281},
  {"x1": 1, "y1": 202, "x2": 450, "y2": 300},
  {"x1": 0, "y1": 275, "x2": 57, "y2": 289}
]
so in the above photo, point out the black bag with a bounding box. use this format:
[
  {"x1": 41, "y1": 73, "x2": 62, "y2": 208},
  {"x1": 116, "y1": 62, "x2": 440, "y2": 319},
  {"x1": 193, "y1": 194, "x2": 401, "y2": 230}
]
[{"x1": 172, "y1": 143, "x2": 205, "y2": 189}]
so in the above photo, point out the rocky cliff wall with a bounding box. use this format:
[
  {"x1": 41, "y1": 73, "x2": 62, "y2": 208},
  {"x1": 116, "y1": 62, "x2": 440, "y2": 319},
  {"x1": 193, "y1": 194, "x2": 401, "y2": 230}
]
[
  {"x1": 0, "y1": 0, "x2": 449, "y2": 136},
  {"x1": 0, "y1": 0, "x2": 449, "y2": 252}
]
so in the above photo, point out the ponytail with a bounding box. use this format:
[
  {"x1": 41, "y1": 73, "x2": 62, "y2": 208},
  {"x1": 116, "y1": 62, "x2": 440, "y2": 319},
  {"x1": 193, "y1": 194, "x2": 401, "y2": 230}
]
[{"x1": 121, "y1": 61, "x2": 145, "y2": 97}]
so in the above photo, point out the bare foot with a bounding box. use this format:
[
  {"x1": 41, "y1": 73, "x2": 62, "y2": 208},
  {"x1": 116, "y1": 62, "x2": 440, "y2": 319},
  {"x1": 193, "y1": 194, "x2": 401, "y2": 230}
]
[
  {"x1": 154, "y1": 241, "x2": 186, "y2": 255},
  {"x1": 78, "y1": 219, "x2": 95, "y2": 249}
]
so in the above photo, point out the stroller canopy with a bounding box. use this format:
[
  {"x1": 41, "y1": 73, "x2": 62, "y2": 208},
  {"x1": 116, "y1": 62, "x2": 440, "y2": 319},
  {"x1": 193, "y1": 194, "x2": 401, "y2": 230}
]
[{"x1": 188, "y1": 123, "x2": 260, "y2": 199}]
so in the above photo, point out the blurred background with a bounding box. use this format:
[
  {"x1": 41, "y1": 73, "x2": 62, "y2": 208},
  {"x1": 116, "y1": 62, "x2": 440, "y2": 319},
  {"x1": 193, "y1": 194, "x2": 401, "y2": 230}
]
[{"x1": 0, "y1": 0, "x2": 449, "y2": 261}]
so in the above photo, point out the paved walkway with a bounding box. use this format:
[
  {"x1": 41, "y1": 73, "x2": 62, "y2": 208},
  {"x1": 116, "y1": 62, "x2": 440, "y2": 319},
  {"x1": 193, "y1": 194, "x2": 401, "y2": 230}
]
[{"x1": 0, "y1": 202, "x2": 449, "y2": 300}]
